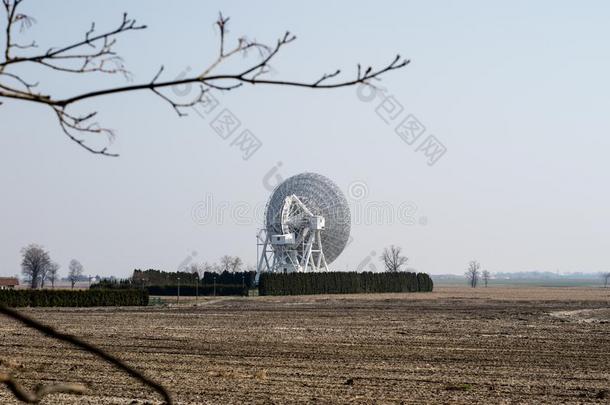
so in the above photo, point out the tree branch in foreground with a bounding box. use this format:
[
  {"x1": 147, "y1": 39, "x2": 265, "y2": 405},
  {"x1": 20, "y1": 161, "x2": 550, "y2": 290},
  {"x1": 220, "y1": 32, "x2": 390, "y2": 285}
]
[
  {"x1": 0, "y1": 372, "x2": 85, "y2": 404},
  {"x1": 0, "y1": 305, "x2": 173, "y2": 404},
  {"x1": 0, "y1": 1, "x2": 409, "y2": 156}
]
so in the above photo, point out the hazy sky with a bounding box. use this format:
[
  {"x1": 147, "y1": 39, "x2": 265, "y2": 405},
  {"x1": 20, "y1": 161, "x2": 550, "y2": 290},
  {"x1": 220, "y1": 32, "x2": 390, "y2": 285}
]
[{"x1": 1, "y1": 1, "x2": 609, "y2": 277}]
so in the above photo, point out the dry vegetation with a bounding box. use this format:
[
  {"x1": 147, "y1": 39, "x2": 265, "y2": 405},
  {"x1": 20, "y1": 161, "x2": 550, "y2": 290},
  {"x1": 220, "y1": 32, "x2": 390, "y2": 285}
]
[{"x1": 0, "y1": 287, "x2": 609, "y2": 404}]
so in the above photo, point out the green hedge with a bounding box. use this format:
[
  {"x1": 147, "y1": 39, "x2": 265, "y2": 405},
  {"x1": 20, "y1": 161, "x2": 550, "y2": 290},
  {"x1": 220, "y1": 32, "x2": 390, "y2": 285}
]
[
  {"x1": 0, "y1": 289, "x2": 149, "y2": 307},
  {"x1": 258, "y1": 271, "x2": 433, "y2": 296},
  {"x1": 147, "y1": 284, "x2": 248, "y2": 296},
  {"x1": 131, "y1": 270, "x2": 257, "y2": 289}
]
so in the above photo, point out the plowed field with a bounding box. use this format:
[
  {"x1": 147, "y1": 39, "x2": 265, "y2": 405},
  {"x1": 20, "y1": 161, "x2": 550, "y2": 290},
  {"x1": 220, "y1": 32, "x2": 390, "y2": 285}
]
[{"x1": 1, "y1": 287, "x2": 609, "y2": 404}]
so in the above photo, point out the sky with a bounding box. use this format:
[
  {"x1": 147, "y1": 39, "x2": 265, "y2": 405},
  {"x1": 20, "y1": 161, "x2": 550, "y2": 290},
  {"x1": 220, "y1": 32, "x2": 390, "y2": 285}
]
[{"x1": 1, "y1": 1, "x2": 609, "y2": 278}]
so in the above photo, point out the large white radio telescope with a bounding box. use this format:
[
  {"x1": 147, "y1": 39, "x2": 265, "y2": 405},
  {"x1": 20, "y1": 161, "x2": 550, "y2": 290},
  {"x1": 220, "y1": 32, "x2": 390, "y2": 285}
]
[{"x1": 257, "y1": 173, "x2": 351, "y2": 275}]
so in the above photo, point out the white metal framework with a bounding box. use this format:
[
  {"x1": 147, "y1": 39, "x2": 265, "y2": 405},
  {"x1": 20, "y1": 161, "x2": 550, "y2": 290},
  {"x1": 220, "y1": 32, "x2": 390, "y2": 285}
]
[{"x1": 257, "y1": 173, "x2": 351, "y2": 279}]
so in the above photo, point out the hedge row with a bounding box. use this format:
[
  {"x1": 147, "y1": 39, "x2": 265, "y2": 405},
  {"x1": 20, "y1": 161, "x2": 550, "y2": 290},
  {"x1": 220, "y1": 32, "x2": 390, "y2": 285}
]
[
  {"x1": 147, "y1": 284, "x2": 248, "y2": 296},
  {"x1": 0, "y1": 289, "x2": 149, "y2": 307},
  {"x1": 132, "y1": 269, "x2": 197, "y2": 285},
  {"x1": 130, "y1": 269, "x2": 257, "y2": 289},
  {"x1": 258, "y1": 271, "x2": 433, "y2": 296},
  {"x1": 201, "y1": 271, "x2": 256, "y2": 289}
]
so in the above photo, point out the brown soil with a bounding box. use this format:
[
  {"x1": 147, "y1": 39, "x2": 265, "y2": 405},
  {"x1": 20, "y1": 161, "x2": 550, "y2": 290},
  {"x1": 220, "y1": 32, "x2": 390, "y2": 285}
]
[{"x1": 1, "y1": 286, "x2": 609, "y2": 404}]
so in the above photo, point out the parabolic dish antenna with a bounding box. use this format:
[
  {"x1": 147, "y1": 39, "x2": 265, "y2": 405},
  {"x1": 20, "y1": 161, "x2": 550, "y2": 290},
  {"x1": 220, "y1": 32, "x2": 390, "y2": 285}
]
[{"x1": 257, "y1": 173, "x2": 351, "y2": 275}]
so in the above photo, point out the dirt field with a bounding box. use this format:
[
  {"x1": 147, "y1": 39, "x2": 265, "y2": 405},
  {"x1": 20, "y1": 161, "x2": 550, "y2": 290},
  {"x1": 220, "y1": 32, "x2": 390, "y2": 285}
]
[{"x1": 1, "y1": 287, "x2": 609, "y2": 404}]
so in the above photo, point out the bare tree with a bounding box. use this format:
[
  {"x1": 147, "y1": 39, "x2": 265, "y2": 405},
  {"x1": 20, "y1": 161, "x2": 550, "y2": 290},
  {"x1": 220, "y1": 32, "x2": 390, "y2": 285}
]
[
  {"x1": 482, "y1": 269, "x2": 490, "y2": 287},
  {"x1": 602, "y1": 272, "x2": 610, "y2": 288},
  {"x1": 41, "y1": 261, "x2": 60, "y2": 288},
  {"x1": 188, "y1": 262, "x2": 205, "y2": 279},
  {"x1": 230, "y1": 256, "x2": 243, "y2": 273},
  {"x1": 39, "y1": 260, "x2": 50, "y2": 288},
  {"x1": 219, "y1": 255, "x2": 233, "y2": 273},
  {"x1": 380, "y1": 245, "x2": 408, "y2": 272},
  {"x1": 20, "y1": 244, "x2": 51, "y2": 288},
  {"x1": 0, "y1": 1, "x2": 408, "y2": 156},
  {"x1": 203, "y1": 262, "x2": 217, "y2": 275},
  {"x1": 210, "y1": 262, "x2": 222, "y2": 274},
  {"x1": 465, "y1": 260, "x2": 481, "y2": 288},
  {"x1": 68, "y1": 259, "x2": 84, "y2": 289}
]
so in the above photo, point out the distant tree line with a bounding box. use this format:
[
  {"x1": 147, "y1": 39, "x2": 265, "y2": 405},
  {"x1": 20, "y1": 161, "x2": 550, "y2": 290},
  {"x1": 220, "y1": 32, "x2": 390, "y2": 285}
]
[
  {"x1": 0, "y1": 289, "x2": 148, "y2": 307},
  {"x1": 132, "y1": 269, "x2": 198, "y2": 286},
  {"x1": 93, "y1": 268, "x2": 257, "y2": 296},
  {"x1": 259, "y1": 271, "x2": 433, "y2": 296},
  {"x1": 201, "y1": 270, "x2": 256, "y2": 288},
  {"x1": 130, "y1": 268, "x2": 256, "y2": 288},
  {"x1": 19, "y1": 244, "x2": 85, "y2": 289},
  {"x1": 94, "y1": 269, "x2": 433, "y2": 296},
  {"x1": 187, "y1": 255, "x2": 248, "y2": 274}
]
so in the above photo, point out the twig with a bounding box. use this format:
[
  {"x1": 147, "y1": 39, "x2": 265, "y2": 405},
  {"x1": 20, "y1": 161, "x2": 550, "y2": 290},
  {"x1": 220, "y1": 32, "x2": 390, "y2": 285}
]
[
  {"x1": 0, "y1": 0, "x2": 409, "y2": 156},
  {"x1": 0, "y1": 372, "x2": 86, "y2": 404},
  {"x1": 50, "y1": 54, "x2": 408, "y2": 106},
  {"x1": 2, "y1": 11, "x2": 145, "y2": 68}
]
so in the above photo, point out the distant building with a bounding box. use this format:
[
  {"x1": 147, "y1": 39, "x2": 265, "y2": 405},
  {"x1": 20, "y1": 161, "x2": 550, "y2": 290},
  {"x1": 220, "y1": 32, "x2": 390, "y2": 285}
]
[{"x1": 0, "y1": 277, "x2": 19, "y2": 290}]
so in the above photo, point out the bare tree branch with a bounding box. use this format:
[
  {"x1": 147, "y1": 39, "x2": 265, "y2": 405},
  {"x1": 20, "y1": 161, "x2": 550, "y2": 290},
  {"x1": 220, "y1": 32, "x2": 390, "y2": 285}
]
[
  {"x1": 0, "y1": 305, "x2": 173, "y2": 404},
  {"x1": 53, "y1": 107, "x2": 118, "y2": 157},
  {"x1": 47, "y1": 54, "x2": 407, "y2": 107},
  {"x1": 2, "y1": 11, "x2": 145, "y2": 69},
  {"x1": 0, "y1": 1, "x2": 409, "y2": 156},
  {"x1": 0, "y1": 372, "x2": 86, "y2": 404},
  {"x1": 0, "y1": 70, "x2": 38, "y2": 92}
]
